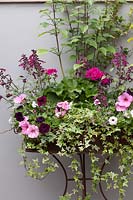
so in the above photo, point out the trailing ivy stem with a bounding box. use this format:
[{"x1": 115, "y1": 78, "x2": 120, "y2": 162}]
[{"x1": 52, "y1": 1, "x2": 65, "y2": 78}]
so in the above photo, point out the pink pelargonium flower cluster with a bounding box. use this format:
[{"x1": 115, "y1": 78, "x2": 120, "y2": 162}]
[
  {"x1": 44, "y1": 68, "x2": 58, "y2": 76},
  {"x1": 19, "y1": 117, "x2": 39, "y2": 138},
  {"x1": 55, "y1": 101, "x2": 71, "y2": 118},
  {"x1": 85, "y1": 67, "x2": 104, "y2": 81},
  {"x1": 101, "y1": 77, "x2": 111, "y2": 86},
  {"x1": 14, "y1": 94, "x2": 26, "y2": 104},
  {"x1": 115, "y1": 92, "x2": 133, "y2": 111}
]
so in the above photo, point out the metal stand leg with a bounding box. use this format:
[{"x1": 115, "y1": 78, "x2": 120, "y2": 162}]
[{"x1": 52, "y1": 153, "x2": 108, "y2": 200}]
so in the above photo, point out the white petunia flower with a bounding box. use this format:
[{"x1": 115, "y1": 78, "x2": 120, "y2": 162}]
[
  {"x1": 123, "y1": 111, "x2": 130, "y2": 118},
  {"x1": 108, "y1": 116, "x2": 118, "y2": 125},
  {"x1": 32, "y1": 101, "x2": 37, "y2": 108},
  {"x1": 130, "y1": 110, "x2": 133, "y2": 117}
]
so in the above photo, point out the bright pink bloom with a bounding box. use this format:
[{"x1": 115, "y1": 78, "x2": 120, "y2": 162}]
[
  {"x1": 115, "y1": 102, "x2": 127, "y2": 111},
  {"x1": 85, "y1": 67, "x2": 104, "y2": 81},
  {"x1": 101, "y1": 78, "x2": 111, "y2": 85},
  {"x1": 14, "y1": 94, "x2": 26, "y2": 104},
  {"x1": 45, "y1": 68, "x2": 57, "y2": 76},
  {"x1": 117, "y1": 92, "x2": 133, "y2": 108},
  {"x1": 57, "y1": 101, "x2": 71, "y2": 111},
  {"x1": 26, "y1": 125, "x2": 39, "y2": 138}
]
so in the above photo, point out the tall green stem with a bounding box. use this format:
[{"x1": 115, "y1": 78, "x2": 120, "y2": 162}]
[{"x1": 52, "y1": 1, "x2": 65, "y2": 78}]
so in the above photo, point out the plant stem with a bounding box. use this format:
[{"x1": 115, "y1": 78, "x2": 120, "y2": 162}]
[
  {"x1": 52, "y1": 1, "x2": 65, "y2": 78},
  {"x1": 65, "y1": 4, "x2": 73, "y2": 36}
]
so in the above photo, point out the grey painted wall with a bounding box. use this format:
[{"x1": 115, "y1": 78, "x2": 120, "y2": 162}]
[{"x1": 0, "y1": 2, "x2": 132, "y2": 200}]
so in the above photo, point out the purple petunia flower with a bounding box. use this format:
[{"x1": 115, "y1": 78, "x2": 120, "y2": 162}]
[
  {"x1": 37, "y1": 96, "x2": 47, "y2": 106},
  {"x1": 36, "y1": 116, "x2": 45, "y2": 123},
  {"x1": 15, "y1": 112, "x2": 24, "y2": 122},
  {"x1": 39, "y1": 123, "x2": 50, "y2": 134}
]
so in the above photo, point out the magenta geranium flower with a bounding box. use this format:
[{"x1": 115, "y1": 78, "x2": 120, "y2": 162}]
[
  {"x1": 37, "y1": 96, "x2": 47, "y2": 106},
  {"x1": 45, "y1": 68, "x2": 57, "y2": 76},
  {"x1": 85, "y1": 67, "x2": 104, "y2": 81},
  {"x1": 26, "y1": 124, "x2": 39, "y2": 138},
  {"x1": 101, "y1": 78, "x2": 111, "y2": 85},
  {"x1": 14, "y1": 94, "x2": 26, "y2": 104}
]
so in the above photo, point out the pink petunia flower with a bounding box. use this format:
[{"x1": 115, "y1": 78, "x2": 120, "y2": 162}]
[
  {"x1": 56, "y1": 101, "x2": 71, "y2": 111},
  {"x1": 85, "y1": 67, "x2": 104, "y2": 81},
  {"x1": 14, "y1": 94, "x2": 26, "y2": 104},
  {"x1": 19, "y1": 116, "x2": 30, "y2": 135},
  {"x1": 94, "y1": 99, "x2": 101, "y2": 105},
  {"x1": 55, "y1": 109, "x2": 67, "y2": 118},
  {"x1": 115, "y1": 102, "x2": 127, "y2": 112},
  {"x1": 117, "y1": 92, "x2": 133, "y2": 108},
  {"x1": 26, "y1": 125, "x2": 39, "y2": 138},
  {"x1": 55, "y1": 101, "x2": 71, "y2": 118}
]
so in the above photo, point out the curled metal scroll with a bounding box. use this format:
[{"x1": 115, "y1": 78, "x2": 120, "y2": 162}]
[
  {"x1": 52, "y1": 154, "x2": 68, "y2": 196},
  {"x1": 23, "y1": 147, "x2": 110, "y2": 200}
]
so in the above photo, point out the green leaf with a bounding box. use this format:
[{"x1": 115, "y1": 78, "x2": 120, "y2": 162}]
[
  {"x1": 69, "y1": 55, "x2": 76, "y2": 61},
  {"x1": 73, "y1": 64, "x2": 82, "y2": 70},
  {"x1": 80, "y1": 25, "x2": 88, "y2": 34},
  {"x1": 107, "y1": 46, "x2": 116, "y2": 54},
  {"x1": 103, "y1": 33, "x2": 115, "y2": 39},
  {"x1": 87, "y1": 39, "x2": 97, "y2": 49},
  {"x1": 60, "y1": 30, "x2": 68, "y2": 38},
  {"x1": 87, "y1": 53, "x2": 94, "y2": 61},
  {"x1": 99, "y1": 47, "x2": 107, "y2": 56},
  {"x1": 71, "y1": 38, "x2": 79, "y2": 43},
  {"x1": 40, "y1": 22, "x2": 49, "y2": 28},
  {"x1": 38, "y1": 32, "x2": 48, "y2": 37},
  {"x1": 37, "y1": 48, "x2": 48, "y2": 55}
]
